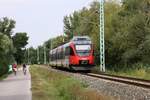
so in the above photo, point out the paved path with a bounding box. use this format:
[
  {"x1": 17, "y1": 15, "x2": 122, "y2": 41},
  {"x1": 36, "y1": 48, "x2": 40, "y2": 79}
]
[{"x1": 0, "y1": 66, "x2": 32, "y2": 100}]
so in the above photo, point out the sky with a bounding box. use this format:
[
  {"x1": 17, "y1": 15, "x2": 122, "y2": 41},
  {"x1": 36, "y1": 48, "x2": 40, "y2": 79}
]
[{"x1": 0, "y1": 0, "x2": 94, "y2": 48}]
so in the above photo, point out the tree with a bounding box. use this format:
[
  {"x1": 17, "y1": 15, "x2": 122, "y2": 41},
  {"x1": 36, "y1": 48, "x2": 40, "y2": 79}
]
[
  {"x1": 0, "y1": 17, "x2": 29, "y2": 76},
  {"x1": 24, "y1": 47, "x2": 37, "y2": 64},
  {"x1": 0, "y1": 17, "x2": 16, "y2": 38},
  {"x1": 0, "y1": 33, "x2": 14, "y2": 76},
  {"x1": 106, "y1": 0, "x2": 150, "y2": 69},
  {"x1": 0, "y1": 17, "x2": 16, "y2": 76},
  {"x1": 12, "y1": 32, "x2": 29, "y2": 64}
]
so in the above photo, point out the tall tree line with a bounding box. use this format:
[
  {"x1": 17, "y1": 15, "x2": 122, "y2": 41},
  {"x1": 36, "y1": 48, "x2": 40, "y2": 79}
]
[
  {"x1": 63, "y1": 0, "x2": 150, "y2": 70},
  {"x1": 25, "y1": 35, "x2": 65, "y2": 65},
  {"x1": 29, "y1": 0, "x2": 150, "y2": 70},
  {"x1": 0, "y1": 17, "x2": 29, "y2": 76}
]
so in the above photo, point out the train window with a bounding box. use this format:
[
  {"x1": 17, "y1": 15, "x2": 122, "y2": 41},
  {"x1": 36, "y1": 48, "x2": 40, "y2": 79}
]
[
  {"x1": 51, "y1": 54, "x2": 53, "y2": 61},
  {"x1": 50, "y1": 54, "x2": 52, "y2": 61},
  {"x1": 57, "y1": 52, "x2": 59, "y2": 59},
  {"x1": 50, "y1": 52, "x2": 53, "y2": 61},
  {"x1": 62, "y1": 49, "x2": 65, "y2": 59},
  {"x1": 54, "y1": 52, "x2": 57, "y2": 60},
  {"x1": 65, "y1": 47, "x2": 70, "y2": 56},
  {"x1": 60, "y1": 51, "x2": 62, "y2": 59},
  {"x1": 75, "y1": 45, "x2": 91, "y2": 56},
  {"x1": 58, "y1": 51, "x2": 60, "y2": 59},
  {"x1": 61, "y1": 50, "x2": 64, "y2": 59},
  {"x1": 52, "y1": 54, "x2": 54, "y2": 61},
  {"x1": 76, "y1": 45, "x2": 91, "y2": 51},
  {"x1": 60, "y1": 48, "x2": 64, "y2": 59}
]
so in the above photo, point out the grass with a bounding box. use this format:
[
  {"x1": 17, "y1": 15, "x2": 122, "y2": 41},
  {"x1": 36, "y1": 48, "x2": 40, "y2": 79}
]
[
  {"x1": 30, "y1": 65, "x2": 113, "y2": 100},
  {"x1": 92, "y1": 66, "x2": 150, "y2": 80},
  {"x1": 0, "y1": 71, "x2": 12, "y2": 81},
  {"x1": 107, "y1": 68, "x2": 150, "y2": 80},
  {"x1": 0, "y1": 74, "x2": 8, "y2": 80}
]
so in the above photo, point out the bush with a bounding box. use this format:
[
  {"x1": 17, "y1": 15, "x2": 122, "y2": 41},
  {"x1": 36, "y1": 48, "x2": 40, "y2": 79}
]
[
  {"x1": 0, "y1": 59, "x2": 9, "y2": 76},
  {"x1": 0, "y1": 33, "x2": 14, "y2": 76}
]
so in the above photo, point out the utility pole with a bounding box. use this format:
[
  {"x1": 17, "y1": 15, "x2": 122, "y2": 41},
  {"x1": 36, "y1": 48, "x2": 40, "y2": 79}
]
[
  {"x1": 28, "y1": 48, "x2": 30, "y2": 65},
  {"x1": 49, "y1": 40, "x2": 52, "y2": 63},
  {"x1": 37, "y1": 47, "x2": 40, "y2": 64},
  {"x1": 49, "y1": 42, "x2": 50, "y2": 64},
  {"x1": 100, "y1": 0, "x2": 105, "y2": 72},
  {"x1": 44, "y1": 44, "x2": 46, "y2": 64}
]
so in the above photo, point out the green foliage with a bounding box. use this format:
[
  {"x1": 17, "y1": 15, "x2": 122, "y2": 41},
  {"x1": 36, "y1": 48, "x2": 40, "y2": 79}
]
[
  {"x1": 29, "y1": 47, "x2": 37, "y2": 64},
  {"x1": 12, "y1": 32, "x2": 29, "y2": 64},
  {"x1": 50, "y1": 36, "x2": 65, "y2": 49},
  {"x1": 0, "y1": 33, "x2": 14, "y2": 76},
  {"x1": 34, "y1": 35, "x2": 66, "y2": 64},
  {"x1": 63, "y1": 0, "x2": 150, "y2": 70},
  {"x1": 107, "y1": 0, "x2": 150, "y2": 67},
  {"x1": 107, "y1": 67, "x2": 150, "y2": 80},
  {"x1": 0, "y1": 17, "x2": 29, "y2": 76},
  {"x1": 12, "y1": 33, "x2": 28, "y2": 49},
  {"x1": 30, "y1": 66, "x2": 84, "y2": 100},
  {"x1": 24, "y1": 47, "x2": 37, "y2": 64},
  {"x1": 39, "y1": 46, "x2": 44, "y2": 64},
  {"x1": 0, "y1": 17, "x2": 16, "y2": 76},
  {"x1": 0, "y1": 17, "x2": 16, "y2": 38},
  {"x1": 30, "y1": 66, "x2": 110, "y2": 100}
]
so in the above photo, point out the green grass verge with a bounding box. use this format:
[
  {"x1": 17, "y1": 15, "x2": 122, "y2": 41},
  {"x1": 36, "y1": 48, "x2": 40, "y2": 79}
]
[
  {"x1": 0, "y1": 71, "x2": 13, "y2": 81},
  {"x1": 92, "y1": 67, "x2": 150, "y2": 80},
  {"x1": 107, "y1": 68, "x2": 150, "y2": 80},
  {"x1": 30, "y1": 65, "x2": 113, "y2": 100},
  {"x1": 0, "y1": 72, "x2": 10, "y2": 80}
]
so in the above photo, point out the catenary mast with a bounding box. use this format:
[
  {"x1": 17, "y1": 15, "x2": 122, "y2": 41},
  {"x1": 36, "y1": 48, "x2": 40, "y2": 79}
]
[{"x1": 100, "y1": 0, "x2": 105, "y2": 72}]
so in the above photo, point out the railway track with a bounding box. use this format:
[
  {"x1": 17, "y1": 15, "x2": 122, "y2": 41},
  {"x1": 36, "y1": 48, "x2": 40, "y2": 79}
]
[
  {"x1": 47, "y1": 66, "x2": 150, "y2": 99},
  {"x1": 47, "y1": 65, "x2": 150, "y2": 89},
  {"x1": 82, "y1": 73, "x2": 150, "y2": 89}
]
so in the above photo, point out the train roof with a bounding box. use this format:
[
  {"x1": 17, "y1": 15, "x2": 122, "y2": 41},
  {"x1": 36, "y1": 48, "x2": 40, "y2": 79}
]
[{"x1": 50, "y1": 36, "x2": 92, "y2": 53}]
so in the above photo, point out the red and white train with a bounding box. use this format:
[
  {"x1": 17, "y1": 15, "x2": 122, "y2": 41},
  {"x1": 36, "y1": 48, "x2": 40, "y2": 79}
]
[{"x1": 49, "y1": 36, "x2": 95, "y2": 71}]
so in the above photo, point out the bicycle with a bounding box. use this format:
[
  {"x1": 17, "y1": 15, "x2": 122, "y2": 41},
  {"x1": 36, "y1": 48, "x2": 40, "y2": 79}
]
[
  {"x1": 13, "y1": 68, "x2": 17, "y2": 75},
  {"x1": 23, "y1": 67, "x2": 27, "y2": 75}
]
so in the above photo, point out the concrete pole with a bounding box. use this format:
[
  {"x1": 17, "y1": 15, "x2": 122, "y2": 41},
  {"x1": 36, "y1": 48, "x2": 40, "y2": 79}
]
[
  {"x1": 44, "y1": 45, "x2": 46, "y2": 64},
  {"x1": 100, "y1": 0, "x2": 105, "y2": 72}
]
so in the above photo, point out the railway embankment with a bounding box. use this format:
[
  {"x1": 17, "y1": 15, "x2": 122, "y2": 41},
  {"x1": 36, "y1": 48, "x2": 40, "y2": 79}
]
[
  {"x1": 30, "y1": 65, "x2": 114, "y2": 100},
  {"x1": 48, "y1": 66, "x2": 150, "y2": 100},
  {"x1": 92, "y1": 67, "x2": 150, "y2": 80}
]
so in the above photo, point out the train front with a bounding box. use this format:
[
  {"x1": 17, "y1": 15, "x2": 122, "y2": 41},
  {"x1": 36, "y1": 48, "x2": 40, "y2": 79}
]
[{"x1": 69, "y1": 36, "x2": 95, "y2": 71}]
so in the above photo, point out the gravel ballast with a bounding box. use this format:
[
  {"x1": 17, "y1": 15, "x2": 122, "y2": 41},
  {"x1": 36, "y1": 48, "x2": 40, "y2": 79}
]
[{"x1": 49, "y1": 67, "x2": 150, "y2": 100}]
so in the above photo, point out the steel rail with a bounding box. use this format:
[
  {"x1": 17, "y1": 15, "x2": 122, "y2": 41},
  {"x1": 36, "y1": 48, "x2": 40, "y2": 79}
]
[
  {"x1": 82, "y1": 73, "x2": 150, "y2": 89},
  {"x1": 95, "y1": 73, "x2": 150, "y2": 83}
]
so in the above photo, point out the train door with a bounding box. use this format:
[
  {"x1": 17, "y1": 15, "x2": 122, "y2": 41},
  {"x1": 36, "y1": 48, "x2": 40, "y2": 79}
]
[{"x1": 64, "y1": 46, "x2": 70, "y2": 68}]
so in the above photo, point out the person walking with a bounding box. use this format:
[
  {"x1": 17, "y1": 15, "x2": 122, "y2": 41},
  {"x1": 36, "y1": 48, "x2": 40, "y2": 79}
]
[{"x1": 23, "y1": 64, "x2": 27, "y2": 75}]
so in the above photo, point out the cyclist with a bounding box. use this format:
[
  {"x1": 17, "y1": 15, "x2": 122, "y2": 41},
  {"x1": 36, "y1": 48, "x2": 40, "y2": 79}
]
[
  {"x1": 23, "y1": 64, "x2": 27, "y2": 75},
  {"x1": 12, "y1": 63, "x2": 17, "y2": 75}
]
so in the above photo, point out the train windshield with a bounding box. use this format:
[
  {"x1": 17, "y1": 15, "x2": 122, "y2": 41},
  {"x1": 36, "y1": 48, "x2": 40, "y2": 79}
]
[{"x1": 75, "y1": 45, "x2": 91, "y2": 56}]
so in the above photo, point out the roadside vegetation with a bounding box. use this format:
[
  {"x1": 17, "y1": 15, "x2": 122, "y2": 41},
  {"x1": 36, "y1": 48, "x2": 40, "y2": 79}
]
[
  {"x1": 0, "y1": 74, "x2": 8, "y2": 81},
  {"x1": 0, "y1": 17, "x2": 29, "y2": 77},
  {"x1": 107, "y1": 68, "x2": 150, "y2": 80},
  {"x1": 30, "y1": 65, "x2": 113, "y2": 100},
  {"x1": 93, "y1": 65, "x2": 150, "y2": 80}
]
